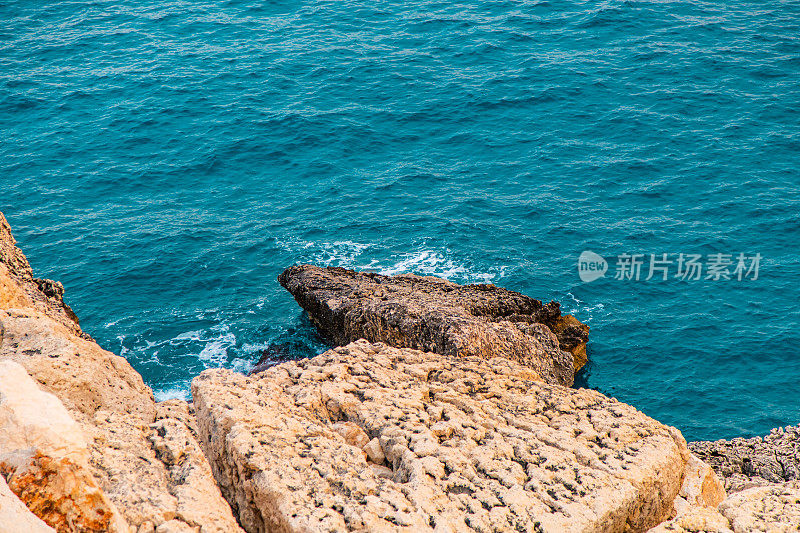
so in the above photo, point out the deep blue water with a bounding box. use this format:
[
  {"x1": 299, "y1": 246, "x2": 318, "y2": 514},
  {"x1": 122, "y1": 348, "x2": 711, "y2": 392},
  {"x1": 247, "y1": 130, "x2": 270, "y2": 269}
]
[{"x1": 2, "y1": 0, "x2": 799, "y2": 441}]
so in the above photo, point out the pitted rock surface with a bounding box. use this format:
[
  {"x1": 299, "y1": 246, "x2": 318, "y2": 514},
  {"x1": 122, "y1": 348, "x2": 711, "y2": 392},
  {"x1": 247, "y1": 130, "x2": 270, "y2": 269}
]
[
  {"x1": 278, "y1": 265, "x2": 589, "y2": 386},
  {"x1": 689, "y1": 425, "x2": 800, "y2": 493},
  {"x1": 193, "y1": 340, "x2": 689, "y2": 533},
  {"x1": 647, "y1": 506, "x2": 733, "y2": 533},
  {"x1": 719, "y1": 481, "x2": 800, "y2": 532}
]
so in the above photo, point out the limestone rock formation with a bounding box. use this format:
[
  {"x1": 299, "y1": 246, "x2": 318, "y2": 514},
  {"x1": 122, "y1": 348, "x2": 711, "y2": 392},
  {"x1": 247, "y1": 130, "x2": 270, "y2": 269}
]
[
  {"x1": 0, "y1": 212, "x2": 83, "y2": 337},
  {"x1": 653, "y1": 480, "x2": 800, "y2": 533},
  {"x1": 278, "y1": 265, "x2": 589, "y2": 386},
  {"x1": 672, "y1": 453, "x2": 726, "y2": 516},
  {"x1": 647, "y1": 506, "x2": 734, "y2": 533},
  {"x1": 84, "y1": 406, "x2": 244, "y2": 532},
  {"x1": 193, "y1": 339, "x2": 691, "y2": 533},
  {"x1": 718, "y1": 481, "x2": 800, "y2": 532},
  {"x1": 689, "y1": 425, "x2": 800, "y2": 493},
  {"x1": 0, "y1": 210, "x2": 242, "y2": 532},
  {"x1": 0, "y1": 308, "x2": 157, "y2": 421},
  {"x1": 0, "y1": 212, "x2": 156, "y2": 422},
  {"x1": 0, "y1": 360, "x2": 129, "y2": 532}
]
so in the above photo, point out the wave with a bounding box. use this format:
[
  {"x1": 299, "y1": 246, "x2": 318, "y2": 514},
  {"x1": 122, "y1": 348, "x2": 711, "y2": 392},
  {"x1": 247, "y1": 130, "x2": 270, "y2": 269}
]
[
  {"x1": 278, "y1": 238, "x2": 505, "y2": 284},
  {"x1": 153, "y1": 386, "x2": 191, "y2": 402},
  {"x1": 564, "y1": 292, "x2": 606, "y2": 323}
]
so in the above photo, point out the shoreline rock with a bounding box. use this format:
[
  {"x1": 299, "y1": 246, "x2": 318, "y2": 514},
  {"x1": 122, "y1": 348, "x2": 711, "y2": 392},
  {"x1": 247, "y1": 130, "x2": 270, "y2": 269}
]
[
  {"x1": 194, "y1": 339, "x2": 697, "y2": 532},
  {"x1": 278, "y1": 265, "x2": 589, "y2": 387},
  {"x1": 3, "y1": 208, "x2": 800, "y2": 532},
  {"x1": 0, "y1": 211, "x2": 243, "y2": 532},
  {"x1": 689, "y1": 425, "x2": 800, "y2": 493},
  {"x1": 0, "y1": 360, "x2": 129, "y2": 533},
  {"x1": 0, "y1": 212, "x2": 84, "y2": 339}
]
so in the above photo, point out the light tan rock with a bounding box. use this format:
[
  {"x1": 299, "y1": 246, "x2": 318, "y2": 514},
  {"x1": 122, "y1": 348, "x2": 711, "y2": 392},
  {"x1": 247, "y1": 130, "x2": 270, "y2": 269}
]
[
  {"x1": 0, "y1": 212, "x2": 83, "y2": 337},
  {"x1": 0, "y1": 211, "x2": 241, "y2": 532},
  {"x1": 156, "y1": 399, "x2": 199, "y2": 436},
  {"x1": 0, "y1": 210, "x2": 154, "y2": 422},
  {"x1": 85, "y1": 407, "x2": 243, "y2": 532},
  {"x1": 155, "y1": 519, "x2": 201, "y2": 533},
  {"x1": 0, "y1": 309, "x2": 156, "y2": 422},
  {"x1": 0, "y1": 475, "x2": 56, "y2": 533},
  {"x1": 648, "y1": 506, "x2": 733, "y2": 533},
  {"x1": 672, "y1": 453, "x2": 726, "y2": 516},
  {"x1": 193, "y1": 339, "x2": 693, "y2": 533},
  {"x1": 150, "y1": 414, "x2": 245, "y2": 532},
  {"x1": 0, "y1": 360, "x2": 128, "y2": 532},
  {"x1": 332, "y1": 421, "x2": 370, "y2": 449},
  {"x1": 718, "y1": 481, "x2": 800, "y2": 532}
]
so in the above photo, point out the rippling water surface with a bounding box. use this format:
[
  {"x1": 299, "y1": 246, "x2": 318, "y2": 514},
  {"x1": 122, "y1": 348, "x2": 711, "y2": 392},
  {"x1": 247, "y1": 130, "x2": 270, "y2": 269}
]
[{"x1": 3, "y1": 0, "x2": 799, "y2": 440}]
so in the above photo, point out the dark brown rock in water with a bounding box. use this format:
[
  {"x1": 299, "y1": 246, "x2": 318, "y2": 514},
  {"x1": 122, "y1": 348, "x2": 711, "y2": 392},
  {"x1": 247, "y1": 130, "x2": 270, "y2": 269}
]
[
  {"x1": 689, "y1": 424, "x2": 800, "y2": 493},
  {"x1": 249, "y1": 342, "x2": 298, "y2": 375},
  {"x1": 278, "y1": 265, "x2": 589, "y2": 386}
]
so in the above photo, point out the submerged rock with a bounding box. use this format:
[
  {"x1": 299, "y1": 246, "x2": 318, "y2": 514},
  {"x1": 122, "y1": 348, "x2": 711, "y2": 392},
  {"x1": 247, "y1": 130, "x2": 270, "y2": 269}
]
[
  {"x1": 193, "y1": 339, "x2": 691, "y2": 533},
  {"x1": 278, "y1": 265, "x2": 589, "y2": 386},
  {"x1": 689, "y1": 425, "x2": 800, "y2": 493},
  {"x1": 249, "y1": 341, "x2": 306, "y2": 375}
]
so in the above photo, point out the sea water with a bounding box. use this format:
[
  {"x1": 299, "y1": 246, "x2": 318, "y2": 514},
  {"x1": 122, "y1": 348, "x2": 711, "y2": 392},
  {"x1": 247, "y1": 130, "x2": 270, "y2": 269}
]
[{"x1": 2, "y1": 0, "x2": 799, "y2": 441}]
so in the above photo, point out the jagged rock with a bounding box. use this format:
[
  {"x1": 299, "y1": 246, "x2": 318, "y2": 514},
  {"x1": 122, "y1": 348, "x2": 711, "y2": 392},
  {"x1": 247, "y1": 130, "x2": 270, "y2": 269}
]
[
  {"x1": 156, "y1": 398, "x2": 200, "y2": 436},
  {"x1": 0, "y1": 212, "x2": 83, "y2": 337},
  {"x1": 689, "y1": 425, "x2": 800, "y2": 493},
  {"x1": 150, "y1": 413, "x2": 245, "y2": 532},
  {"x1": 0, "y1": 309, "x2": 157, "y2": 421},
  {"x1": 672, "y1": 453, "x2": 726, "y2": 516},
  {"x1": 0, "y1": 210, "x2": 242, "y2": 532},
  {"x1": 278, "y1": 265, "x2": 588, "y2": 386},
  {"x1": 648, "y1": 506, "x2": 733, "y2": 533},
  {"x1": 0, "y1": 360, "x2": 129, "y2": 532},
  {"x1": 1, "y1": 210, "x2": 154, "y2": 421},
  {"x1": 85, "y1": 406, "x2": 244, "y2": 532},
  {"x1": 0, "y1": 475, "x2": 56, "y2": 533},
  {"x1": 651, "y1": 459, "x2": 800, "y2": 532},
  {"x1": 717, "y1": 481, "x2": 800, "y2": 532},
  {"x1": 648, "y1": 454, "x2": 727, "y2": 532},
  {"x1": 193, "y1": 339, "x2": 690, "y2": 533}
]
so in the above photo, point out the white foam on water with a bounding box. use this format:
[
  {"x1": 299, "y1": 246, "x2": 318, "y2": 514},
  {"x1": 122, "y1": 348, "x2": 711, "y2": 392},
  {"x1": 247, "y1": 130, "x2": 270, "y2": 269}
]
[
  {"x1": 378, "y1": 250, "x2": 504, "y2": 283},
  {"x1": 196, "y1": 324, "x2": 236, "y2": 366},
  {"x1": 241, "y1": 342, "x2": 272, "y2": 353},
  {"x1": 278, "y1": 238, "x2": 372, "y2": 269},
  {"x1": 197, "y1": 338, "x2": 231, "y2": 365},
  {"x1": 172, "y1": 330, "x2": 203, "y2": 342},
  {"x1": 279, "y1": 238, "x2": 504, "y2": 284},
  {"x1": 129, "y1": 322, "x2": 237, "y2": 368},
  {"x1": 153, "y1": 386, "x2": 191, "y2": 402},
  {"x1": 564, "y1": 292, "x2": 606, "y2": 322},
  {"x1": 229, "y1": 358, "x2": 252, "y2": 374}
]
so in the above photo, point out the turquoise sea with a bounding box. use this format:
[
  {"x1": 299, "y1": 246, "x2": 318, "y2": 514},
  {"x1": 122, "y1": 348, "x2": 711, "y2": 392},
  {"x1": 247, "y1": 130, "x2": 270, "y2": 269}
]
[{"x1": 2, "y1": 1, "x2": 798, "y2": 441}]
